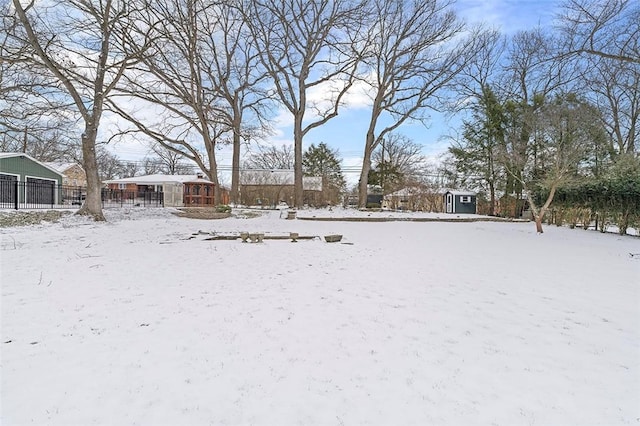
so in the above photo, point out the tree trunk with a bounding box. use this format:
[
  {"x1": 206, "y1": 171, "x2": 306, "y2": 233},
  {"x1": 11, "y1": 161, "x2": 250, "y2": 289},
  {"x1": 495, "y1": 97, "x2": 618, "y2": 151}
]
[
  {"x1": 489, "y1": 181, "x2": 495, "y2": 216},
  {"x1": 293, "y1": 114, "x2": 304, "y2": 208},
  {"x1": 358, "y1": 150, "x2": 372, "y2": 208},
  {"x1": 230, "y1": 110, "x2": 242, "y2": 205},
  {"x1": 619, "y1": 209, "x2": 630, "y2": 235},
  {"x1": 231, "y1": 129, "x2": 241, "y2": 205},
  {"x1": 76, "y1": 124, "x2": 105, "y2": 221},
  {"x1": 525, "y1": 184, "x2": 558, "y2": 234},
  {"x1": 358, "y1": 120, "x2": 377, "y2": 208},
  {"x1": 207, "y1": 165, "x2": 221, "y2": 207},
  {"x1": 535, "y1": 215, "x2": 544, "y2": 233}
]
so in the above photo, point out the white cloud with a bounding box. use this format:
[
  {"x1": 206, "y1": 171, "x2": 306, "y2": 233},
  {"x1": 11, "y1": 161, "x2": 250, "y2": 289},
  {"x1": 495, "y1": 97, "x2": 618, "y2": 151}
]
[
  {"x1": 343, "y1": 78, "x2": 375, "y2": 110},
  {"x1": 303, "y1": 73, "x2": 374, "y2": 121},
  {"x1": 271, "y1": 108, "x2": 295, "y2": 133}
]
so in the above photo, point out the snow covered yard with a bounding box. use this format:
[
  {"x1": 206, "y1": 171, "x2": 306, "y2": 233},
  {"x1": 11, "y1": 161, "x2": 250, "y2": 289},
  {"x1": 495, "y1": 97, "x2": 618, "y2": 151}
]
[{"x1": 1, "y1": 208, "x2": 638, "y2": 425}]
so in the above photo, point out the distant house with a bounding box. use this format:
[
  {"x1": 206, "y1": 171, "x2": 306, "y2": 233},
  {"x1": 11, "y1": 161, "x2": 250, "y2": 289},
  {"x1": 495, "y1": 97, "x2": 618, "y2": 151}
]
[
  {"x1": 383, "y1": 187, "x2": 424, "y2": 211},
  {"x1": 239, "y1": 170, "x2": 321, "y2": 207},
  {"x1": 0, "y1": 152, "x2": 65, "y2": 207},
  {"x1": 44, "y1": 162, "x2": 87, "y2": 187},
  {"x1": 104, "y1": 173, "x2": 229, "y2": 207},
  {"x1": 443, "y1": 190, "x2": 477, "y2": 214}
]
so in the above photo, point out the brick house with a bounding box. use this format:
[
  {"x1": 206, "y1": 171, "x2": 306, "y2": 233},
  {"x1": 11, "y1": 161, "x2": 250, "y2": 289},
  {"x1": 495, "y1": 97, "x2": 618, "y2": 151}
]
[{"x1": 44, "y1": 162, "x2": 87, "y2": 187}]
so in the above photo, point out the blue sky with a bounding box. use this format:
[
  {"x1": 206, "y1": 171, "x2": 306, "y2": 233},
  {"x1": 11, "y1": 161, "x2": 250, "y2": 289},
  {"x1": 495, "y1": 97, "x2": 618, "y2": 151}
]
[{"x1": 108, "y1": 0, "x2": 561, "y2": 186}]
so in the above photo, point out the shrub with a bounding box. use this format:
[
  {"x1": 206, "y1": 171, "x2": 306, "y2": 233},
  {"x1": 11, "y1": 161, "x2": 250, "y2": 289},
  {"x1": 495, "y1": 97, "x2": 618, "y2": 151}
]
[
  {"x1": 540, "y1": 155, "x2": 640, "y2": 235},
  {"x1": 216, "y1": 204, "x2": 232, "y2": 213}
]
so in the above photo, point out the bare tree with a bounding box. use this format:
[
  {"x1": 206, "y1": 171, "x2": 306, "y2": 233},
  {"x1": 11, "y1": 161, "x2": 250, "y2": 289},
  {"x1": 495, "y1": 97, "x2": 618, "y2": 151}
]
[
  {"x1": 142, "y1": 157, "x2": 163, "y2": 175},
  {"x1": 209, "y1": 2, "x2": 272, "y2": 205},
  {"x1": 581, "y1": 55, "x2": 639, "y2": 157},
  {"x1": 503, "y1": 93, "x2": 601, "y2": 233},
  {"x1": 453, "y1": 29, "x2": 506, "y2": 107},
  {"x1": 110, "y1": 0, "x2": 224, "y2": 203},
  {"x1": 559, "y1": 0, "x2": 639, "y2": 65},
  {"x1": 497, "y1": 29, "x2": 573, "y2": 218},
  {"x1": 96, "y1": 147, "x2": 125, "y2": 180},
  {"x1": 371, "y1": 133, "x2": 425, "y2": 195},
  {"x1": 145, "y1": 143, "x2": 194, "y2": 175},
  {"x1": 374, "y1": 134, "x2": 425, "y2": 179},
  {"x1": 0, "y1": 112, "x2": 80, "y2": 161},
  {"x1": 119, "y1": 161, "x2": 140, "y2": 178},
  {"x1": 9, "y1": 0, "x2": 147, "y2": 220},
  {"x1": 243, "y1": 144, "x2": 294, "y2": 170},
  {"x1": 111, "y1": 0, "x2": 270, "y2": 206},
  {"x1": 356, "y1": 0, "x2": 470, "y2": 208},
  {"x1": 1, "y1": 4, "x2": 79, "y2": 162},
  {"x1": 245, "y1": 0, "x2": 366, "y2": 207}
]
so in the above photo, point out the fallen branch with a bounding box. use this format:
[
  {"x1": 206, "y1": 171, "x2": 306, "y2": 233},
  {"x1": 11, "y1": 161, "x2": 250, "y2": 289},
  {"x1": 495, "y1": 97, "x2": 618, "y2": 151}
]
[
  {"x1": 203, "y1": 235, "x2": 242, "y2": 241},
  {"x1": 203, "y1": 234, "x2": 319, "y2": 241}
]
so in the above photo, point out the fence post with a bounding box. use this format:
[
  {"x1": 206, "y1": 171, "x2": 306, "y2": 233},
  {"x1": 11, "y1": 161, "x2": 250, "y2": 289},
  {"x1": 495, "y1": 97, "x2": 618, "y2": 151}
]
[{"x1": 14, "y1": 180, "x2": 18, "y2": 210}]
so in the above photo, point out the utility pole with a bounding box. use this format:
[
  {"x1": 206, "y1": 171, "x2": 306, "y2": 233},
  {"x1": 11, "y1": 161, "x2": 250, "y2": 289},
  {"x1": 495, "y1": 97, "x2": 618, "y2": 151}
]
[{"x1": 22, "y1": 127, "x2": 28, "y2": 153}]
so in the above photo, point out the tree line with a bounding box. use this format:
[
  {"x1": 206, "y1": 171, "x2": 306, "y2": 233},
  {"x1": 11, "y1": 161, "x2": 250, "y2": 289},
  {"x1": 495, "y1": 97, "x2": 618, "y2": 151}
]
[
  {"x1": 445, "y1": 0, "x2": 638, "y2": 233},
  {"x1": 1, "y1": 0, "x2": 638, "y2": 229}
]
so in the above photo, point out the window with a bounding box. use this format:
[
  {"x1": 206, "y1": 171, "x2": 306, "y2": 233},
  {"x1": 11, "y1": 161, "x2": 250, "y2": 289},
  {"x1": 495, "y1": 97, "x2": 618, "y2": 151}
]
[
  {"x1": 460, "y1": 196, "x2": 472, "y2": 203},
  {"x1": 118, "y1": 183, "x2": 126, "y2": 190}
]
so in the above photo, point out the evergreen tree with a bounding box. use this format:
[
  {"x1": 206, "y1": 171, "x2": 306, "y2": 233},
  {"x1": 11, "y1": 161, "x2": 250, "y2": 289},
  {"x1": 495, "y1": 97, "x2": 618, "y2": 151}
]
[
  {"x1": 449, "y1": 84, "x2": 505, "y2": 215},
  {"x1": 302, "y1": 142, "x2": 346, "y2": 206},
  {"x1": 367, "y1": 160, "x2": 403, "y2": 193}
]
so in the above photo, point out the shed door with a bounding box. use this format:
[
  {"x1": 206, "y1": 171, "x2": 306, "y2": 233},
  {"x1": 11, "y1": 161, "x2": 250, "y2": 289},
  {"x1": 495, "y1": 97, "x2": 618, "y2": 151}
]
[
  {"x1": 0, "y1": 174, "x2": 18, "y2": 204},
  {"x1": 446, "y1": 193, "x2": 453, "y2": 213},
  {"x1": 26, "y1": 177, "x2": 56, "y2": 204}
]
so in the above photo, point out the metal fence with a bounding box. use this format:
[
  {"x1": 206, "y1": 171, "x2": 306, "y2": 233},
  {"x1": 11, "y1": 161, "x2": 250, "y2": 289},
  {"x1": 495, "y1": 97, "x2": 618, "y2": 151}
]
[
  {"x1": 101, "y1": 188, "x2": 164, "y2": 208},
  {"x1": 0, "y1": 181, "x2": 164, "y2": 210}
]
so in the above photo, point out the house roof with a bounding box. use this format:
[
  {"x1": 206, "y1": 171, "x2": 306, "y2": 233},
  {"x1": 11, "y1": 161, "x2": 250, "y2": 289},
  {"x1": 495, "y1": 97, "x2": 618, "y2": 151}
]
[
  {"x1": 239, "y1": 170, "x2": 322, "y2": 190},
  {"x1": 44, "y1": 162, "x2": 83, "y2": 174},
  {"x1": 240, "y1": 170, "x2": 295, "y2": 185},
  {"x1": 0, "y1": 152, "x2": 65, "y2": 177},
  {"x1": 104, "y1": 174, "x2": 214, "y2": 185}
]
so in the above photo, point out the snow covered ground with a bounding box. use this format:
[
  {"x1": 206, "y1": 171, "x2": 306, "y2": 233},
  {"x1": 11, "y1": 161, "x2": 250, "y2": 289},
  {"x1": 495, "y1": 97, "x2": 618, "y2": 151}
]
[{"x1": 1, "y1": 207, "x2": 639, "y2": 425}]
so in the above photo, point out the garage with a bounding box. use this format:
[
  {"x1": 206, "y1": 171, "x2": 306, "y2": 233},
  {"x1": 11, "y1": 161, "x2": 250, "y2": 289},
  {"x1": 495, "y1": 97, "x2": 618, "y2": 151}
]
[{"x1": 0, "y1": 153, "x2": 64, "y2": 208}]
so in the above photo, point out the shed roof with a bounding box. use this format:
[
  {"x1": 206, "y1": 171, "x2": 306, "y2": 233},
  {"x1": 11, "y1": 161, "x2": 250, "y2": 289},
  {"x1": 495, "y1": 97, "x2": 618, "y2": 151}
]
[
  {"x1": 0, "y1": 152, "x2": 65, "y2": 177},
  {"x1": 443, "y1": 189, "x2": 476, "y2": 196}
]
